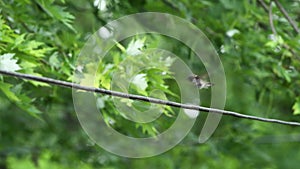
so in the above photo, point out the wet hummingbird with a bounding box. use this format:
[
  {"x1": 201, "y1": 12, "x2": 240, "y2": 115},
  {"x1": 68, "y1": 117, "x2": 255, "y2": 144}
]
[{"x1": 188, "y1": 74, "x2": 213, "y2": 89}]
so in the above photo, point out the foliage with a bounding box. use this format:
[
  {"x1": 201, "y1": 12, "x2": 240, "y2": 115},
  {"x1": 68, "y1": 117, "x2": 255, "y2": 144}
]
[{"x1": 0, "y1": 0, "x2": 300, "y2": 168}]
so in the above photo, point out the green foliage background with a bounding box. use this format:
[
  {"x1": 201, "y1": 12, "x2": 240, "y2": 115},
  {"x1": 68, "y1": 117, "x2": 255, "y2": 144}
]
[{"x1": 0, "y1": 0, "x2": 300, "y2": 168}]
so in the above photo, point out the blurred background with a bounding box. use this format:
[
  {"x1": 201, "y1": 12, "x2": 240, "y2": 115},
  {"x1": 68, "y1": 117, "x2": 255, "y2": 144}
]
[{"x1": 0, "y1": 0, "x2": 300, "y2": 168}]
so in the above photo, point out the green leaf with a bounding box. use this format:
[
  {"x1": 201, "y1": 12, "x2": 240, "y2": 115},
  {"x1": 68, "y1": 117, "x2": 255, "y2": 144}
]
[
  {"x1": 272, "y1": 64, "x2": 291, "y2": 82},
  {"x1": 135, "y1": 123, "x2": 158, "y2": 136},
  {"x1": 35, "y1": 0, "x2": 76, "y2": 32},
  {"x1": 16, "y1": 93, "x2": 43, "y2": 119},
  {"x1": 293, "y1": 98, "x2": 300, "y2": 115},
  {"x1": 0, "y1": 81, "x2": 20, "y2": 101},
  {"x1": 12, "y1": 34, "x2": 26, "y2": 49},
  {"x1": 20, "y1": 41, "x2": 52, "y2": 58},
  {"x1": 49, "y1": 52, "x2": 60, "y2": 69}
]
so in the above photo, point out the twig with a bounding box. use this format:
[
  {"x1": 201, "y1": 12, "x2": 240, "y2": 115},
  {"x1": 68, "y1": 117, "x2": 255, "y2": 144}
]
[
  {"x1": 20, "y1": 21, "x2": 34, "y2": 33},
  {"x1": 161, "y1": 0, "x2": 198, "y2": 24},
  {"x1": 161, "y1": 0, "x2": 179, "y2": 11},
  {"x1": 257, "y1": 0, "x2": 300, "y2": 60},
  {"x1": 273, "y1": 0, "x2": 300, "y2": 34},
  {"x1": 268, "y1": 1, "x2": 277, "y2": 36},
  {"x1": 257, "y1": 0, "x2": 269, "y2": 12},
  {"x1": 1, "y1": 70, "x2": 300, "y2": 126}
]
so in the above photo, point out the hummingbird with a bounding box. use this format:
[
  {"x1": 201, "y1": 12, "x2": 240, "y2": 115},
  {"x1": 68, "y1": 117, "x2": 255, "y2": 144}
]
[{"x1": 188, "y1": 74, "x2": 213, "y2": 89}]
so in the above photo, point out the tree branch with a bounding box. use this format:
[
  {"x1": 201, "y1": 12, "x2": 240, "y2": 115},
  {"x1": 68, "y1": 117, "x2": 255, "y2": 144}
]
[
  {"x1": 161, "y1": 0, "x2": 179, "y2": 11},
  {"x1": 257, "y1": 0, "x2": 269, "y2": 12},
  {"x1": 269, "y1": 1, "x2": 277, "y2": 35},
  {"x1": 273, "y1": 0, "x2": 300, "y2": 34},
  {"x1": 257, "y1": 0, "x2": 300, "y2": 60},
  {"x1": 1, "y1": 70, "x2": 300, "y2": 126}
]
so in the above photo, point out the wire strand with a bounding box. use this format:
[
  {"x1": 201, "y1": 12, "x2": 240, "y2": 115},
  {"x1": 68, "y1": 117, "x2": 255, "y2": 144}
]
[{"x1": 1, "y1": 70, "x2": 300, "y2": 126}]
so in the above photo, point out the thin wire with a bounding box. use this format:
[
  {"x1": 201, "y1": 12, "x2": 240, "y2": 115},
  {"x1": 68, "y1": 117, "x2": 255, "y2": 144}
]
[{"x1": 1, "y1": 70, "x2": 300, "y2": 126}]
